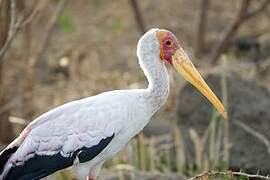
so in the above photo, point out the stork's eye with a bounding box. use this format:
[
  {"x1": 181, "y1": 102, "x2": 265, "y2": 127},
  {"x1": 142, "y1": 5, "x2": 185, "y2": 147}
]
[{"x1": 165, "y1": 40, "x2": 172, "y2": 47}]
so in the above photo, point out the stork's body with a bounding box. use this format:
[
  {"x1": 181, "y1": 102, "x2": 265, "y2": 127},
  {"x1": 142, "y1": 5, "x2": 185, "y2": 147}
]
[{"x1": 0, "y1": 29, "x2": 226, "y2": 180}]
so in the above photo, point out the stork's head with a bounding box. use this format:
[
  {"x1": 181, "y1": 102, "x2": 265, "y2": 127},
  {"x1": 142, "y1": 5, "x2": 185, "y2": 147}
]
[{"x1": 155, "y1": 29, "x2": 227, "y2": 120}]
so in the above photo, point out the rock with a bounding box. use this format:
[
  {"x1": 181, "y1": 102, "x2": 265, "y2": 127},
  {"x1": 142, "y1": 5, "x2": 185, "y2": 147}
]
[{"x1": 176, "y1": 73, "x2": 270, "y2": 174}]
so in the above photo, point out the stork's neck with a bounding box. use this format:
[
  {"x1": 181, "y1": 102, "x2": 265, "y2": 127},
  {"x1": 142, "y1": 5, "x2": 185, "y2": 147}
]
[{"x1": 138, "y1": 48, "x2": 170, "y2": 113}]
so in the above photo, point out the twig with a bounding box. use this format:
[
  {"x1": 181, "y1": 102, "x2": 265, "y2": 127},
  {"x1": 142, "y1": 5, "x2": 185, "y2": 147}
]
[
  {"x1": 244, "y1": 0, "x2": 270, "y2": 20},
  {"x1": 0, "y1": 0, "x2": 16, "y2": 60},
  {"x1": 9, "y1": 0, "x2": 16, "y2": 35},
  {"x1": 0, "y1": 20, "x2": 21, "y2": 61},
  {"x1": 210, "y1": 0, "x2": 250, "y2": 63},
  {"x1": 234, "y1": 120, "x2": 270, "y2": 156},
  {"x1": 129, "y1": 0, "x2": 146, "y2": 35},
  {"x1": 0, "y1": 0, "x2": 41, "y2": 61},
  {"x1": 30, "y1": 0, "x2": 68, "y2": 67},
  {"x1": 21, "y1": 1, "x2": 45, "y2": 27},
  {"x1": 194, "y1": 0, "x2": 210, "y2": 57},
  {"x1": 0, "y1": 96, "x2": 21, "y2": 115},
  {"x1": 189, "y1": 170, "x2": 270, "y2": 180},
  {"x1": 211, "y1": 0, "x2": 270, "y2": 63}
]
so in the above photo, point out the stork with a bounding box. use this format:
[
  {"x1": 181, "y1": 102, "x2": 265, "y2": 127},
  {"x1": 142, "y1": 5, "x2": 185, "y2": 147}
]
[{"x1": 0, "y1": 29, "x2": 227, "y2": 180}]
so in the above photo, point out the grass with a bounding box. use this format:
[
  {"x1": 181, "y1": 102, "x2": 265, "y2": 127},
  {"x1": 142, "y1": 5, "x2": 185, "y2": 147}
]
[{"x1": 94, "y1": 109, "x2": 228, "y2": 179}]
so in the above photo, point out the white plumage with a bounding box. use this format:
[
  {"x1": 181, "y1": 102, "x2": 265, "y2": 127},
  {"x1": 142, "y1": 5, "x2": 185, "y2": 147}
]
[{"x1": 0, "y1": 28, "x2": 226, "y2": 180}]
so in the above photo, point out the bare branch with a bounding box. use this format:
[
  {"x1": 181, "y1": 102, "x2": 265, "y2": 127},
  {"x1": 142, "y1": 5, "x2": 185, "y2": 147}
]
[
  {"x1": 21, "y1": 1, "x2": 45, "y2": 27},
  {"x1": 9, "y1": 0, "x2": 16, "y2": 34},
  {"x1": 194, "y1": 0, "x2": 210, "y2": 57},
  {"x1": 129, "y1": 0, "x2": 146, "y2": 35},
  {"x1": 0, "y1": 0, "x2": 42, "y2": 61},
  {"x1": 0, "y1": 0, "x2": 17, "y2": 60},
  {"x1": 210, "y1": 0, "x2": 250, "y2": 63},
  {"x1": 244, "y1": 0, "x2": 270, "y2": 20},
  {"x1": 30, "y1": 0, "x2": 68, "y2": 67},
  {"x1": 0, "y1": 0, "x2": 13, "y2": 144},
  {"x1": 0, "y1": 20, "x2": 21, "y2": 61},
  {"x1": 189, "y1": 171, "x2": 270, "y2": 180},
  {"x1": 210, "y1": 0, "x2": 270, "y2": 63},
  {"x1": 234, "y1": 120, "x2": 270, "y2": 156},
  {"x1": 0, "y1": 0, "x2": 67, "y2": 63}
]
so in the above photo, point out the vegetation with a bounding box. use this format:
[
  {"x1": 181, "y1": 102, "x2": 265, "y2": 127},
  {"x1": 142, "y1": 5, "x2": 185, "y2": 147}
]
[{"x1": 0, "y1": 0, "x2": 270, "y2": 179}]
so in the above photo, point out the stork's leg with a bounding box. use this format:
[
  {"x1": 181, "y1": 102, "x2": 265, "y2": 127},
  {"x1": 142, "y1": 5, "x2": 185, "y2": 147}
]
[
  {"x1": 73, "y1": 163, "x2": 91, "y2": 180},
  {"x1": 88, "y1": 161, "x2": 104, "y2": 180},
  {"x1": 86, "y1": 176, "x2": 94, "y2": 180},
  {"x1": 73, "y1": 161, "x2": 104, "y2": 180}
]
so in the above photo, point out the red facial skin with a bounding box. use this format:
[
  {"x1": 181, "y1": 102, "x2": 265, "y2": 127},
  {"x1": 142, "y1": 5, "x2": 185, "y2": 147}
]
[{"x1": 157, "y1": 31, "x2": 180, "y2": 64}]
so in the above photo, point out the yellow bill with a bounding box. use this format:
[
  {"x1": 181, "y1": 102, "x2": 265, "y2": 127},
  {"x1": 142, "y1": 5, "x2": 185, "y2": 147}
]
[{"x1": 172, "y1": 48, "x2": 228, "y2": 120}]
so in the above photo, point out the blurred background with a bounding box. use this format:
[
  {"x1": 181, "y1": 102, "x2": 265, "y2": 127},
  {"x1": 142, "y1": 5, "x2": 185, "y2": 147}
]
[{"x1": 0, "y1": 0, "x2": 270, "y2": 179}]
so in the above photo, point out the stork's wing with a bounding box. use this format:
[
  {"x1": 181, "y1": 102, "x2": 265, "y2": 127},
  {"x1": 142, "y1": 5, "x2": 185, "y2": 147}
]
[
  {"x1": 4, "y1": 135, "x2": 114, "y2": 180},
  {"x1": 1, "y1": 95, "x2": 125, "y2": 180}
]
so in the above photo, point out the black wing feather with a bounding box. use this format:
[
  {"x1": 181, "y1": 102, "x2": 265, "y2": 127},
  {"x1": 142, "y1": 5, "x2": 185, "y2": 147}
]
[
  {"x1": 4, "y1": 134, "x2": 114, "y2": 180},
  {"x1": 0, "y1": 146, "x2": 19, "y2": 174}
]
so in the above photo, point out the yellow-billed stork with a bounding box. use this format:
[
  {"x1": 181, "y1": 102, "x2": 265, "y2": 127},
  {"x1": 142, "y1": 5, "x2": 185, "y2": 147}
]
[{"x1": 0, "y1": 29, "x2": 227, "y2": 180}]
